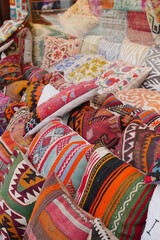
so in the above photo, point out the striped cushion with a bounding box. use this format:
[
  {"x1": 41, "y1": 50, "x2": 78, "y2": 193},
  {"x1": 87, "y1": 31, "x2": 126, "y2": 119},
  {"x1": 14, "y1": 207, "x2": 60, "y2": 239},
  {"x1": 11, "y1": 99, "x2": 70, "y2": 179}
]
[
  {"x1": 118, "y1": 38, "x2": 149, "y2": 66},
  {"x1": 75, "y1": 145, "x2": 155, "y2": 240},
  {"x1": 28, "y1": 119, "x2": 94, "y2": 198},
  {"x1": 80, "y1": 35, "x2": 103, "y2": 55},
  {"x1": 24, "y1": 172, "x2": 116, "y2": 240}
]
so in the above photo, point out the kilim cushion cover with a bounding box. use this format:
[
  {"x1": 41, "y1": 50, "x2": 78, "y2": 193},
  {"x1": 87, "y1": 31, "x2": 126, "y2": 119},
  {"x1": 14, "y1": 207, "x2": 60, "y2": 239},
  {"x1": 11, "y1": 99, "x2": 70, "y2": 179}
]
[
  {"x1": 21, "y1": 63, "x2": 53, "y2": 85},
  {"x1": 141, "y1": 185, "x2": 160, "y2": 240},
  {"x1": 75, "y1": 145, "x2": 155, "y2": 240},
  {"x1": 21, "y1": 81, "x2": 45, "y2": 112},
  {"x1": 95, "y1": 60, "x2": 151, "y2": 94},
  {"x1": 0, "y1": 130, "x2": 27, "y2": 182},
  {"x1": 145, "y1": 151, "x2": 160, "y2": 184},
  {"x1": 68, "y1": 102, "x2": 132, "y2": 149},
  {"x1": 5, "y1": 80, "x2": 29, "y2": 102},
  {"x1": 140, "y1": 47, "x2": 160, "y2": 92},
  {"x1": 58, "y1": 0, "x2": 99, "y2": 38},
  {"x1": 118, "y1": 37, "x2": 150, "y2": 66},
  {"x1": 113, "y1": 117, "x2": 160, "y2": 174},
  {"x1": 23, "y1": 171, "x2": 117, "y2": 240},
  {"x1": 116, "y1": 88, "x2": 160, "y2": 114},
  {"x1": 49, "y1": 71, "x2": 74, "y2": 92},
  {"x1": 5, "y1": 102, "x2": 27, "y2": 123},
  {"x1": 24, "y1": 80, "x2": 99, "y2": 136},
  {"x1": 0, "y1": 146, "x2": 45, "y2": 240},
  {"x1": 66, "y1": 55, "x2": 110, "y2": 83},
  {"x1": 0, "y1": 55, "x2": 24, "y2": 90},
  {"x1": 0, "y1": 93, "x2": 14, "y2": 136},
  {"x1": 40, "y1": 36, "x2": 82, "y2": 71},
  {"x1": 28, "y1": 118, "x2": 94, "y2": 198}
]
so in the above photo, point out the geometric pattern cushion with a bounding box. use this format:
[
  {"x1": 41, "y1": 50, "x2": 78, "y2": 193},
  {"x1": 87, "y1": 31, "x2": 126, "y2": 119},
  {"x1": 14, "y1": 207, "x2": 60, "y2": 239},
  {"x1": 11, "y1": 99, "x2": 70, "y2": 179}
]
[
  {"x1": 145, "y1": 151, "x2": 160, "y2": 184},
  {"x1": 0, "y1": 146, "x2": 45, "y2": 240},
  {"x1": 75, "y1": 145, "x2": 155, "y2": 240},
  {"x1": 5, "y1": 101, "x2": 27, "y2": 123},
  {"x1": 5, "y1": 80, "x2": 29, "y2": 102},
  {"x1": 24, "y1": 172, "x2": 117, "y2": 240}
]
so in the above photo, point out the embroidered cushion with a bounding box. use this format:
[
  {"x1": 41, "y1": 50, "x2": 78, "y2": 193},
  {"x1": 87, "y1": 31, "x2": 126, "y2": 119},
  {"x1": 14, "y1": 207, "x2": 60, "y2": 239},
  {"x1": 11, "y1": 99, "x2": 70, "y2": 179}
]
[
  {"x1": 116, "y1": 88, "x2": 160, "y2": 113},
  {"x1": 140, "y1": 47, "x2": 160, "y2": 92},
  {"x1": 118, "y1": 38, "x2": 150, "y2": 66},
  {"x1": 75, "y1": 145, "x2": 155, "y2": 240},
  {"x1": 67, "y1": 55, "x2": 110, "y2": 83},
  {"x1": 96, "y1": 60, "x2": 151, "y2": 94},
  {"x1": 28, "y1": 118, "x2": 94, "y2": 198},
  {"x1": 0, "y1": 146, "x2": 45, "y2": 239},
  {"x1": 40, "y1": 36, "x2": 82, "y2": 71},
  {"x1": 29, "y1": 22, "x2": 67, "y2": 67},
  {"x1": 24, "y1": 81, "x2": 99, "y2": 136},
  {"x1": 0, "y1": 55, "x2": 24, "y2": 90},
  {"x1": 23, "y1": 172, "x2": 116, "y2": 240},
  {"x1": 58, "y1": 0, "x2": 99, "y2": 38},
  {"x1": 5, "y1": 80, "x2": 29, "y2": 102}
]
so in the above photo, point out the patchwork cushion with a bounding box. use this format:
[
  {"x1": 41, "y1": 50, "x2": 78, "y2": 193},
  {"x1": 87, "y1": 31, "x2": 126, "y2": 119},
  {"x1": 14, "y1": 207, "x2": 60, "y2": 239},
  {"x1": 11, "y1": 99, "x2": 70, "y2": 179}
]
[
  {"x1": 80, "y1": 35, "x2": 103, "y2": 55},
  {"x1": 28, "y1": 118, "x2": 94, "y2": 198},
  {"x1": 118, "y1": 38, "x2": 150, "y2": 66},
  {"x1": 0, "y1": 93, "x2": 14, "y2": 136},
  {"x1": 0, "y1": 146, "x2": 45, "y2": 239},
  {"x1": 95, "y1": 38, "x2": 122, "y2": 61},
  {"x1": 116, "y1": 88, "x2": 160, "y2": 113},
  {"x1": 58, "y1": 0, "x2": 99, "y2": 37},
  {"x1": 40, "y1": 36, "x2": 82, "y2": 71},
  {"x1": 140, "y1": 47, "x2": 160, "y2": 92},
  {"x1": 24, "y1": 81, "x2": 99, "y2": 136},
  {"x1": 5, "y1": 80, "x2": 29, "y2": 102},
  {"x1": 96, "y1": 60, "x2": 151, "y2": 94},
  {"x1": 113, "y1": 118, "x2": 160, "y2": 174},
  {"x1": 67, "y1": 55, "x2": 110, "y2": 83},
  {"x1": 24, "y1": 172, "x2": 116, "y2": 240},
  {"x1": 29, "y1": 23, "x2": 67, "y2": 67},
  {"x1": 21, "y1": 81, "x2": 45, "y2": 112},
  {"x1": 75, "y1": 145, "x2": 155, "y2": 240},
  {"x1": 0, "y1": 55, "x2": 24, "y2": 90}
]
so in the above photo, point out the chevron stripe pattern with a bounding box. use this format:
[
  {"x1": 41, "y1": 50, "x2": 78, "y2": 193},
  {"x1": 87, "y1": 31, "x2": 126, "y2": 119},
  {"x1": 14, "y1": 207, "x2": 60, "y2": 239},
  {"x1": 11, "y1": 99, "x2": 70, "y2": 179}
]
[{"x1": 75, "y1": 145, "x2": 155, "y2": 240}]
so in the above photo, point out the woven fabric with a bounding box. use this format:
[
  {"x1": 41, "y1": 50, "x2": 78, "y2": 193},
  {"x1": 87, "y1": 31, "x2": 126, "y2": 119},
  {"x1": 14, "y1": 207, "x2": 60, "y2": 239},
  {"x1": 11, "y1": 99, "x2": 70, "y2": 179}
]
[
  {"x1": 141, "y1": 47, "x2": 160, "y2": 92},
  {"x1": 24, "y1": 81, "x2": 99, "y2": 135},
  {"x1": 49, "y1": 71, "x2": 74, "y2": 91},
  {"x1": 0, "y1": 93, "x2": 14, "y2": 136},
  {"x1": 28, "y1": 119, "x2": 93, "y2": 198},
  {"x1": 5, "y1": 101, "x2": 27, "y2": 122},
  {"x1": 80, "y1": 35, "x2": 103, "y2": 55},
  {"x1": 145, "y1": 152, "x2": 160, "y2": 184},
  {"x1": 29, "y1": 23, "x2": 67, "y2": 67},
  {"x1": 113, "y1": 118, "x2": 160, "y2": 174},
  {"x1": 0, "y1": 55, "x2": 24, "y2": 90},
  {"x1": 118, "y1": 38, "x2": 149, "y2": 66},
  {"x1": 96, "y1": 60, "x2": 151, "y2": 94},
  {"x1": 40, "y1": 36, "x2": 82, "y2": 71},
  {"x1": 113, "y1": 0, "x2": 144, "y2": 11},
  {"x1": 21, "y1": 63, "x2": 53, "y2": 85},
  {"x1": 95, "y1": 38, "x2": 122, "y2": 62},
  {"x1": 0, "y1": 146, "x2": 45, "y2": 240},
  {"x1": 58, "y1": 0, "x2": 99, "y2": 37},
  {"x1": 5, "y1": 80, "x2": 29, "y2": 102},
  {"x1": 116, "y1": 88, "x2": 160, "y2": 113},
  {"x1": 10, "y1": 0, "x2": 29, "y2": 21},
  {"x1": 75, "y1": 145, "x2": 155, "y2": 240},
  {"x1": 21, "y1": 81, "x2": 44, "y2": 112}
]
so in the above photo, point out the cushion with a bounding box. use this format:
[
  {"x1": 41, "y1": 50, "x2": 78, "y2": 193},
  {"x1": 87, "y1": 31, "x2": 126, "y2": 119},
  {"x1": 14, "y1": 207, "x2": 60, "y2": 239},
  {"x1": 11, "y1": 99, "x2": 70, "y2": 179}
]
[
  {"x1": 58, "y1": 0, "x2": 99, "y2": 38},
  {"x1": 0, "y1": 39, "x2": 14, "y2": 53},
  {"x1": 5, "y1": 80, "x2": 29, "y2": 102},
  {"x1": 145, "y1": 152, "x2": 160, "y2": 184},
  {"x1": 140, "y1": 47, "x2": 160, "y2": 92},
  {"x1": 21, "y1": 81, "x2": 45, "y2": 112},
  {"x1": 95, "y1": 38, "x2": 122, "y2": 61},
  {"x1": 5, "y1": 101, "x2": 27, "y2": 122},
  {"x1": 113, "y1": 118, "x2": 160, "y2": 174},
  {"x1": 49, "y1": 71, "x2": 74, "y2": 91},
  {"x1": 22, "y1": 63, "x2": 53, "y2": 85},
  {"x1": 28, "y1": 118, "x2": 94, "y2": 198},
  {"x1": 141, "y1": 185, "x2": 160, "y2": 240},
  {"x1": 23, "y1": 172, "x2": 117, "y2": 240},
  {"x1": 0, "y1": 55, "x2": 24, "y2": 90},
  {"x1": 67, "y1": 55, "x2": 110, "y2": 83},
  {"x1": 75, "y1": 145, "x2": 155, "y2": 240},
  {"x1": 0, "y1": 146, "x2": 45, "y2": 239},
  {"x1": 37, "y1": 83, "x2": 59, "y2": 106},
  {"x1": 95, "y1": 60, "x2": 151, "y2": 94},
  {"x1": 80, "y1": 35, "x2": 103, "y2": 55},
  {"x1": 0, "y1": 93, "x2": 14, "y2": 136},
  {"x1": 24, "y1": 81, "x2": 99, "y2": 136},
  {"x1": 116, "y1": 88, "x2": 160, "y2": 114},
  {"x1": 40, "y1": 36, "x2": 82, "y2": 71},
  {"x1": 118, "y1": 38, "x2": 150, "y2": 66},
  {"x1": 29, "y1": 22, "x2": 67, "y2": 67}
]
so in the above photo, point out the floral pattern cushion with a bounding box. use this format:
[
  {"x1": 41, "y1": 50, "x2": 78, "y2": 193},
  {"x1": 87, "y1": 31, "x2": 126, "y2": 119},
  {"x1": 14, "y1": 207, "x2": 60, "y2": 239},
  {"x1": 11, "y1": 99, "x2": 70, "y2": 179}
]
[{"x1": 40, "y1": 36, "x2": 82, "y2": 71}]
